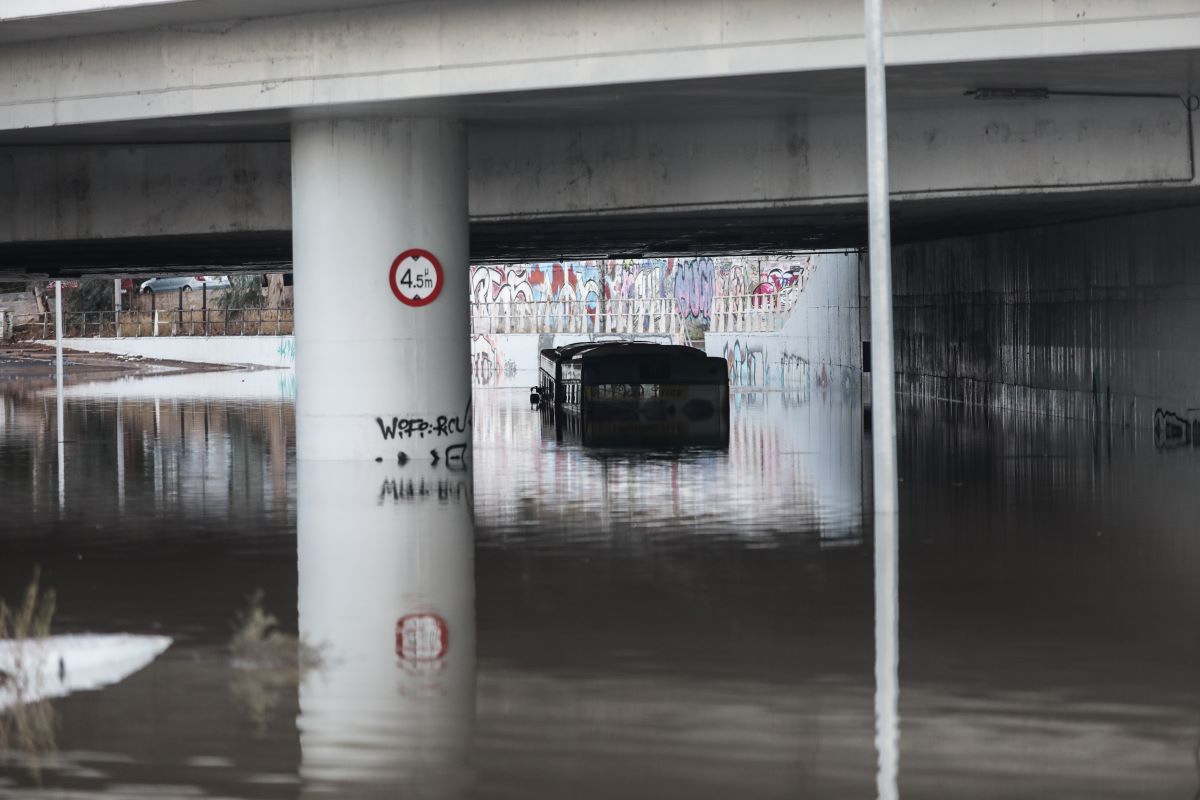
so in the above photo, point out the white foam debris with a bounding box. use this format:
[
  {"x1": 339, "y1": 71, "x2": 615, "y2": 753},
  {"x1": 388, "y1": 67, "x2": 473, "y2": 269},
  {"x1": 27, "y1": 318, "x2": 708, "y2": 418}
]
[{"x1": 0, "y1": 634, "x2": 172, "y2": 709}]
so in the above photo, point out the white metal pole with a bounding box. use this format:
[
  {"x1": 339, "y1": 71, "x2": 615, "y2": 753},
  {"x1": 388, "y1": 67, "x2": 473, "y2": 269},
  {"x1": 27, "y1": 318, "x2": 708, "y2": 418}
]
[
  {"x1": 864, "y1": 0, "x2": 898, "y2": 514},
  {"x1": 874, "y1": 510, "x2": 899, "y2": 800},
  {"x1": 116, "y1": 395, "x2": 126, "y2": 513},
  {"x1": 55, "y1": 279, "x2": 65, "y2": 510},
  {"x1": 865, "y1": 3, "x2": 900, "y2": 799},
  {"x1": 55, "y1": 280, "x2": 64, "y2": 443},
  {"x1": 114, "y1": 278, "x2": 122, "y2": 338}
]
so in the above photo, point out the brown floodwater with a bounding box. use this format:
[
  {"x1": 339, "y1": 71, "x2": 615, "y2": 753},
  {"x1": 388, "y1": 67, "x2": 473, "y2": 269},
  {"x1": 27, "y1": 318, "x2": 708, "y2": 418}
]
[{"x1": 0, "y1": 368, "x2": 1198, "y2": 798}]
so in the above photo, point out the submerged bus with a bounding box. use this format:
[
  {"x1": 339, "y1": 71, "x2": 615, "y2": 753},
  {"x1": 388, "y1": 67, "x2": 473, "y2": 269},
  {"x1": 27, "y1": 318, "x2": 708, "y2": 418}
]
[{"x1": 537, "y1": 341, "x2": 729, "y2": 447}]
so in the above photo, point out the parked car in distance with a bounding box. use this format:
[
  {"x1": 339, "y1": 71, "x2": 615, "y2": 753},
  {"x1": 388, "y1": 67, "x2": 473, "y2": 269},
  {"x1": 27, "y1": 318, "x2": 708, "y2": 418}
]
[{"x1": 139, "y1": 275, "x2": 231, "y2": 294}]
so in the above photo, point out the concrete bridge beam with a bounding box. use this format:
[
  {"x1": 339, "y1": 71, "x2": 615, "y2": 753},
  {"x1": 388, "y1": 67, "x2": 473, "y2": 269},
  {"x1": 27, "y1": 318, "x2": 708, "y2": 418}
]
[
  {"x1": 2, "y1": 91, "x2": 1196, "y2": 269},
  {"x1": 1, "y1": 0, "x2": 1198, "y2": 132},
  {"x1": 292, "y1": 117, "x2": 471, "y2": 461}
]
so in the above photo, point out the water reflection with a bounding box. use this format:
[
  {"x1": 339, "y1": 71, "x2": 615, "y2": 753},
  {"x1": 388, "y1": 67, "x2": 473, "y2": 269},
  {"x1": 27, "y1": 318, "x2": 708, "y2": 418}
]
[
  {"x1": 0, "y1": 371, "x2": 1198, "y2": 797},
  {"x1": 874, "y1": 512, "x2": 899, "y2": 800},
  {"x1": 0, "y1": 371, "x2": 293, "y2": 542},
  {"x1": 297, "y1": 460, "x2": 475, "y2": 797},
  {"x1": 474, "y1": 389, "x2": 866, "y2": 549}
]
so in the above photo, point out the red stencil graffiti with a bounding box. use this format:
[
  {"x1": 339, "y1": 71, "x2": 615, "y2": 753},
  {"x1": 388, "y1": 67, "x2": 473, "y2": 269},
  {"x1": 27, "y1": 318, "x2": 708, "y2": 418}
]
[{"x1": 395, "y1": 613, "x2": 449, "y2": 661}]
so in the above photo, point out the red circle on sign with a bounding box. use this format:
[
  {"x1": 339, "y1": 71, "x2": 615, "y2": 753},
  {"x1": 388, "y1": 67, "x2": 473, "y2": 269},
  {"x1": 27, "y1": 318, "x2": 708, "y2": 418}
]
[{"x1": 389, "y1": 249, "x2": 444, "y2": 307}]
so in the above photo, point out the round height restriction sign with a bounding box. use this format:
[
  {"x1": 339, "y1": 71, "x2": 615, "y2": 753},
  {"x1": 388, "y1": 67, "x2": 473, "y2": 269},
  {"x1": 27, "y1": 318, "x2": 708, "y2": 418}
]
[{"x1": 389, "y1": 248, "x2": 444, "y2": 307}]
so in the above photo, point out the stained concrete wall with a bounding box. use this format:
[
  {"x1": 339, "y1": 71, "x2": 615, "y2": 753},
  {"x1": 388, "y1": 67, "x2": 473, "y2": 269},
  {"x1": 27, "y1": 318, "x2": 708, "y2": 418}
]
[
  {"x1": 892, "y1": 205, "x2": 1200, "y2": 431},
  {"x1": 0, "y1": 290, "x2": 37, "y2": 315},
  {"x1": 0, "y1": 144, "x2": 291, "y2": 243},
  {"x1": 4, "y1": 93, "x2": 1193, "y2": 247},
  {"x1": 705, "y1": 250, "x2": 864, "y2": 390}
]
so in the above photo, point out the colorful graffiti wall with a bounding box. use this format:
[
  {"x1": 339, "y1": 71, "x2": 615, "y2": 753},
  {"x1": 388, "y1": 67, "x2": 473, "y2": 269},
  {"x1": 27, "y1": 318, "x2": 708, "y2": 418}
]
[
  {"x1": 705, "y1": 251, "x2": 865, "y2": 391},
  {"x1": 468, "y1": 255, "x2": 817, "y2": 327}
]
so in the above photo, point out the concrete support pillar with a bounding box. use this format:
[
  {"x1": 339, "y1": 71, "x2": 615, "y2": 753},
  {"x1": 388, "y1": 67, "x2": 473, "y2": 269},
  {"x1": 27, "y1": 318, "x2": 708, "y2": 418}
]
[{"x1": 292, "y1": 118, "x2": 471, "y2": 461}]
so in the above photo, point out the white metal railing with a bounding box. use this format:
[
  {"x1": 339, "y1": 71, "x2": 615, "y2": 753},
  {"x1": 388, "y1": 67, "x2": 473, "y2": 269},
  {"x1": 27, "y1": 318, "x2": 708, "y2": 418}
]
[
  {"x1": 470, "y1": 297, "x2": 683, "y2": 336},
  {"x1": 0, "y1": 291, "x2": 804, "y2": 343},
  {"x1": 4, "y1": 308, "x2": 294, "y2": 340},
  {"x1": 708, "y1": 292, "x2": 797, "y2": 333}
]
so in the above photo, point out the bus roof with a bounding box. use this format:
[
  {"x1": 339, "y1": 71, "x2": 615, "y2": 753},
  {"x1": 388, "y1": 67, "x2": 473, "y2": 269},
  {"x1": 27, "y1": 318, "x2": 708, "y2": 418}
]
[{"x1": 541, "y1": 341, "x2": 708, "y2": 364}]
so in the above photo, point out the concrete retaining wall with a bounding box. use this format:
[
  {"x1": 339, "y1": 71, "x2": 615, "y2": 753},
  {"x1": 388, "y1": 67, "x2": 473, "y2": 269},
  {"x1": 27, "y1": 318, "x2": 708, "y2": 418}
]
[
  {"x1": 892, "y1": 205, "x2": 1200, "y2": 432},
  {"x1": 48, "y1": 332, "x2": 673, "y2": 376},
  {"x1": 0, "y1": 290, "x2": 37, "y2": 315},
  {"x1": 705, "y1": 250, "x2": 864, "y2": 392},
  {"x1": 44, "y1": 336, "x2": 296, "y2": 369}
]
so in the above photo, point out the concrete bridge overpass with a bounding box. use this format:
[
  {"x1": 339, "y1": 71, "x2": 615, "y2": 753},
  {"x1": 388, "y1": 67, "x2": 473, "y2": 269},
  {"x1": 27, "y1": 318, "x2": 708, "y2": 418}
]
[
  {"x1": 2, "y1": 0, "x2": 1199, "y2": 460},
  {"x1": 1, "y1": 0, "x2": 1199, "y2": 270}
]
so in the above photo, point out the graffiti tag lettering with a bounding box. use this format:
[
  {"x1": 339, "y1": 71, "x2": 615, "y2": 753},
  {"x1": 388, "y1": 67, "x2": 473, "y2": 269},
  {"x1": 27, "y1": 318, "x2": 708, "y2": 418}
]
[
  {"x1": 376, "y1": 415, "x2": 469, "y2": 440},
  {"x1": 673, "y1": 257, "x2": 716, "y2": 324},
  {"x1": 375, "y1": 399, "x2": 473, "y2": 441},
  {"x1": 378, "y1": 477, "x2": 470, "y2": 505}
]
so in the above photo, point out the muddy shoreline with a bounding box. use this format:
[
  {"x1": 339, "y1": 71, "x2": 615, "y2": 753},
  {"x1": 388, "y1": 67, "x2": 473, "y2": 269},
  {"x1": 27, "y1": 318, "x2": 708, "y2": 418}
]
[{"x1": 0, "y1": 342, "x2": 241, "y2": 392}]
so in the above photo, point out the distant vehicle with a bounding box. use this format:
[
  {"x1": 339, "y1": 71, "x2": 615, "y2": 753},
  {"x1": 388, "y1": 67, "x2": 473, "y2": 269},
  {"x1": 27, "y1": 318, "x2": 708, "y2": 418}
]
[{"x1": 138, "y1": 275, "x2": 231, "y2": 294}]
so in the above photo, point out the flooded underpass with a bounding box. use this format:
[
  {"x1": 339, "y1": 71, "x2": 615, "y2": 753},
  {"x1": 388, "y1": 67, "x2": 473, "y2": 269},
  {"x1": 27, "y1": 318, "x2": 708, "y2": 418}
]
[{"x1": 2, "y1": 373, "x2": 1200, "y2": 799}]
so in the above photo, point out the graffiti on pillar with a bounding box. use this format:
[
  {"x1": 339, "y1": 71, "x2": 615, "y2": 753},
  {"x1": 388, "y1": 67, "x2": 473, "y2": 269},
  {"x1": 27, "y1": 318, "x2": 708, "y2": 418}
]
[
  {"x1": 375, "y1": 399, "x2": 472, "y2": 440},
  {"x1": 1154, "y1": 408, "x2": 1200, "y2": 449},
  {"x1": 392, "y1": 442, "x2": 470, "y2": 470},
  {"x1": 379, "y1": 477, "x2": 470, "y2": 505},
  {"x1": 443, "y1": 442, "x2": 469, "y2": 470},
  {"x1": 375, "y1": 414, "x2": 469, "y2": 440}
]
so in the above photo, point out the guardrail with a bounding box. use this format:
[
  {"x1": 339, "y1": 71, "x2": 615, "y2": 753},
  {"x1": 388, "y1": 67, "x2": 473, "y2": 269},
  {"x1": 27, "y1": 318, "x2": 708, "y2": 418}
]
[
  {"x1": 471, "y1": 297, "x2": 684, "y2": 335},
  {"x1": 3, "y1": 308, "x2": 294, "y2": 340},
  {"x1": 708, "y1": 292, "x2": 796, "y2": 333}
]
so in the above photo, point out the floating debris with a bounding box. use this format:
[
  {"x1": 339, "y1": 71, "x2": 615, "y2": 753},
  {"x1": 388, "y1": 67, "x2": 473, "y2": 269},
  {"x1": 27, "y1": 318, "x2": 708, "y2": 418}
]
[{"x1": 0, "y1": 633, "x2": 172, "y2": 711}]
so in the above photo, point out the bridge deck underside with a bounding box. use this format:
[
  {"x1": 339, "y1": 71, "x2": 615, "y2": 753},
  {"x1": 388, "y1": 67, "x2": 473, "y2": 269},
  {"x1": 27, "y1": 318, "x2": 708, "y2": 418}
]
[{"x1": 2, "y1": 187, "x2": 1198, "y2": 277}]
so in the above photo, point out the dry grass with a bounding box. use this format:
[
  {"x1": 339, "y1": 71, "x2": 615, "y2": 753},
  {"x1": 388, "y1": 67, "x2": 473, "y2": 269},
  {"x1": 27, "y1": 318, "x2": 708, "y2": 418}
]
[
  {"x1": 229, "y1": 590, "x2": 324, "y2": 736},
  {"x1": 0, "y1": 569, "x2": 59, "y2": 780},
  {"x1": 230, "y1": 589, "x2": 322, "y2": 670},
  {"x1": 0, "y1": 568, "x2": 56, "y2": 642}
]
